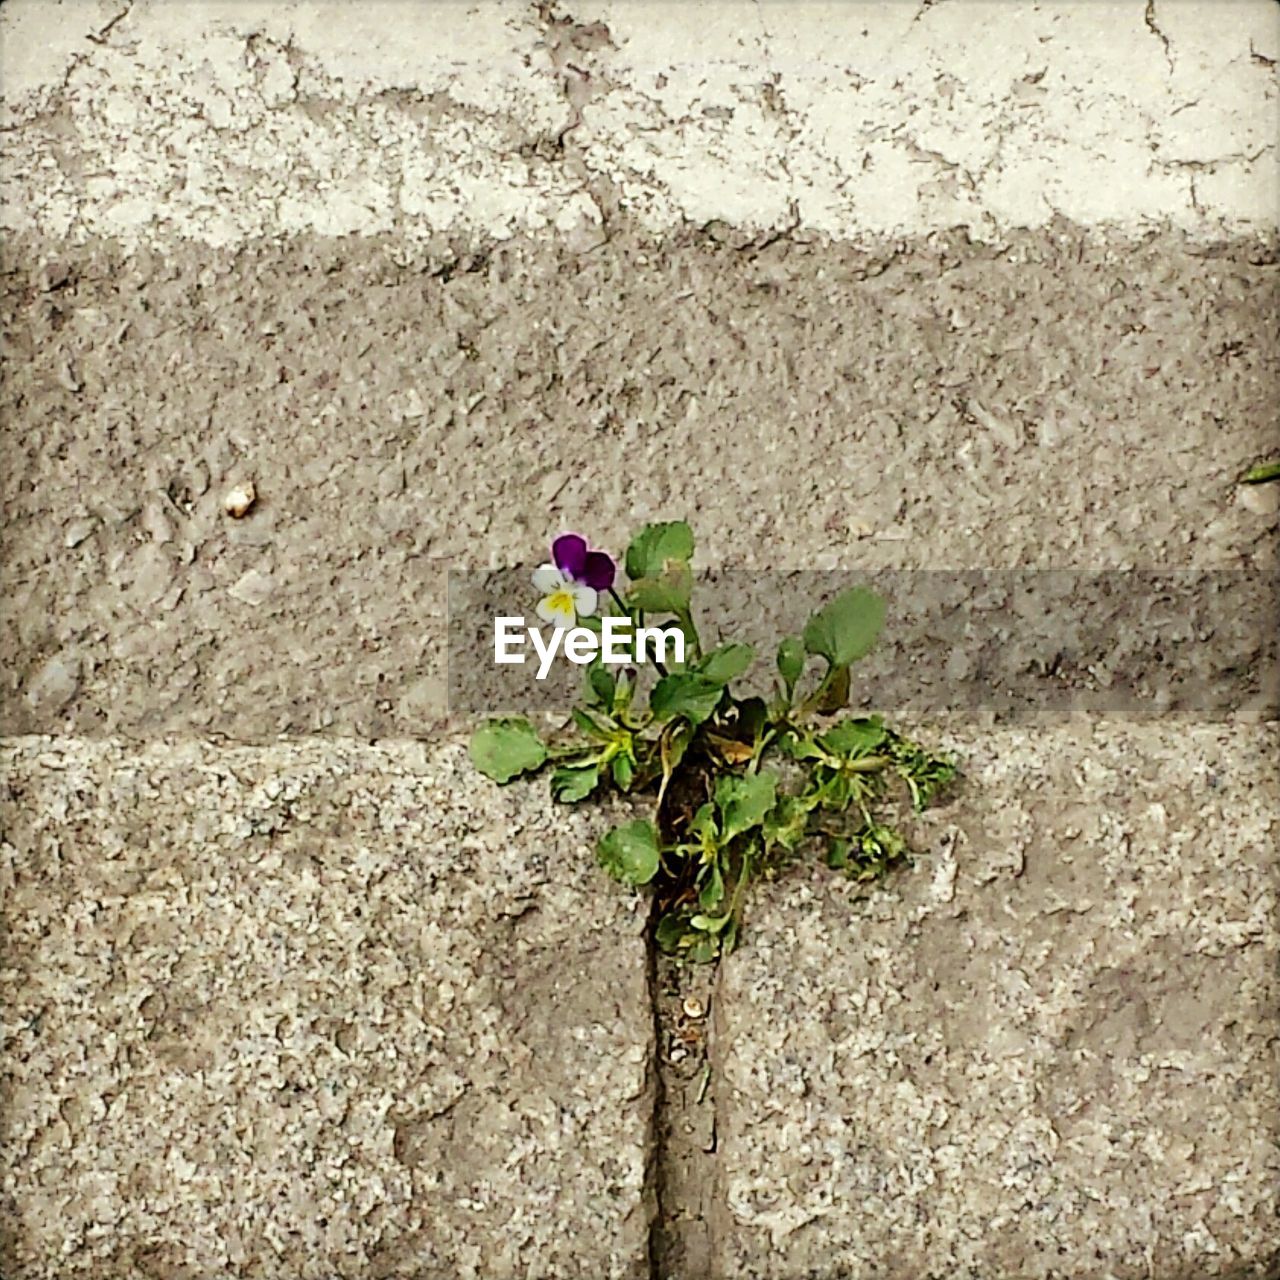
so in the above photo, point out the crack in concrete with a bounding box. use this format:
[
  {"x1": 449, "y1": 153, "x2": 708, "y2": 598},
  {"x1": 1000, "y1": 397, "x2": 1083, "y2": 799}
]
[
  {"x1": 5, "y1": 1, "x2": 1277, "y2": 246},
  {"x1": 647, "y1": 939, "x2": 721, "y2": 1280},
  {"x1": 1144, "y1": 0, "x2": 1175, "y2": 75},
  {"x1": 85, "y1": 2, "x2": 134, "y2": 47}
]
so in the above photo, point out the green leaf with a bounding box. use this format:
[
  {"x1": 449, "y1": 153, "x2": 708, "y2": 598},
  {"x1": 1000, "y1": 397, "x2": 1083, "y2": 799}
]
[
  {"x1": 611, "y1": 752, "x2": 635, "y2": 791},
  {"x1": 470, "y1": 718, "x2": 547, "y2": 783},
  {"x1": 817, "y1": 771, "x2": 854, "y2": 812},
  {"x1": 597, "y1": 819, "x2": 661, "y2": 886},
  {"x1": 690, "y1": 802, "x2": 718, "y2": 844},
  {"x1": 776, "y1": 635, "x2": 805, "y2": 687},
  {"x1": 626, "y1": 561, "x2": 693, "y2": 615},
  {"x1": 1243, "y1": 459, "x2": 1280, "y2": 484},
  {"x1": 572, "y1": 706, "x2": 615, "y2": 742},
  {"x1": 586, "y1": 660, "x2": 615, "y2": 707},
  {"x1": 779, "y1": 731, "x2": 823, "y2": 762},
  {"x1": 655, "y1": 913, "x2": 689, "y2": 954},
  {"x1": 551, "y1": 763, "x2": 599, "y2": 803},
  {"x1": 813, "y1": 664, "x2": 851, "y2": 713},
  {"x1": 650, "y1": 673, "x2": 724, "y2": 726},
  {"x1": 690, "y1": 911, "x2": 732, "y2": 934},
  {"x1": 762, "y1": 794, "x2": 810, "y2": 852},
  {"x1": 611, "y1": 668, "x2": 636, "y2": 718},
  {"x1": 819, "y1": 715, "x2": 887, "y2": 758},
  {"x1": 826, "y1": 838, "x2": 850, "y2": 870},
  {"x1": 687, "y1": 934, "x2": 720, "y2": 964},
  {"x1": 802, "y1": 586, "x2": 885, "y2": 668},
  {"x1": 698, "y1": 643, "x2": 754, "y2": 686},
  {"x1": 715, "y1": 771, "x2": 777, "y2": 842},
  {"x1": 698, "y1": 860, "x2": 726, "y2": 911},
  {"x1": 625, "y1": 520, "x2": 695, "y2": 580}
]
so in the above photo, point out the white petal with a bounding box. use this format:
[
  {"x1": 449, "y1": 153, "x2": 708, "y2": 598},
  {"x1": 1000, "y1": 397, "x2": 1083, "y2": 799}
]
[
  {"x1": 536, "y1": 595, "x2": 576, "y2": 628},
  {"x1": 532, "y1": 563, "x2": 564, "y2": 592},
  {"x1": 571, "y1": 584, "x2": 598, "y2": 617}
]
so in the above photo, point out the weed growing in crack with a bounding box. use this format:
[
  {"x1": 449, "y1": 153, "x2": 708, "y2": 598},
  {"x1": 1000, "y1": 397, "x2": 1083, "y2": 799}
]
[{"x1": 470, "y1": 521, "x2": 956, "y2": 961}]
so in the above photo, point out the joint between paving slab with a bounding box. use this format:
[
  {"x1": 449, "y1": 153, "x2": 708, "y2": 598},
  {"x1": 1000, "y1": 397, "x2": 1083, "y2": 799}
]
[
  {"x1": 643, "y1": 909, "x2": 666, "y2": 1280},
  {"x1": 644, "y1": 925, "x2": 727, "y2": 1280}
]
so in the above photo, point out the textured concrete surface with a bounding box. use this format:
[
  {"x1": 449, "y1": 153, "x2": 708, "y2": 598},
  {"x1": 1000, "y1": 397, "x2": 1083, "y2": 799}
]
[
  {"x1": 714, "y1": 724, "x2": 1280, "y2": 1279},
  {"x1": 2, "y1": 231, "x2": 1276, "y2": 736},
  {"x1": 0, "y1": 739, "x2": 653, "y2": 1279},
  {"x1": 2, "y1": 1, "x2": 1278, "y2": 1277},
  {"x1": 1, "y1": 1, "x2": 1276, "y2": 244}
]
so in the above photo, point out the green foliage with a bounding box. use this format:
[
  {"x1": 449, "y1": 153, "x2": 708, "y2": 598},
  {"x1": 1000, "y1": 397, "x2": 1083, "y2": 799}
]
[
  {"x1": 627, "y1": 562, "x2": 693, "y2": 614},
  {"x1": 715, "y1": 771, "x2": 777, "y2": 842},
  {"x1": 650, "y1": 673, "x2": 724, "y2": 726},
  {"x1": 776, "y1": 635, "x2": 805, "y2": 691},
  {"x1": 1242, "y1": 459, "x2": 1280, "y2": 484},
  {"x1": 625, "y1": 520, "x2": 695, "y2": 580},
  {"x1": 470, "y1": 522, "x2": 956, "y2": 962},
  {"x1": 803, "y1": 586, "x2": 885, "y2": 668},
  {"x1": 698, "y1": 643, "x2": 754, "y2": 686},
  {"x1": 819, "y1": 715, "x2": 886, "y2": 758},
  {"x1": 470, "y1": 717, "x2": 547, "y2": 783},
  {"x1": 552, "y1": 763, "x2": 599, "y2": 803},
  {"x1": 597, "y1": 819, "x2": 661, "y2": 886}
]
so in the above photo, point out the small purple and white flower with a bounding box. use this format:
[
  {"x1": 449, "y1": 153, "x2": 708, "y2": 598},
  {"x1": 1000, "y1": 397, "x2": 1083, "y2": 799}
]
[{"x1": 533, "y1": 533, "x2": 616, "y2": 628}]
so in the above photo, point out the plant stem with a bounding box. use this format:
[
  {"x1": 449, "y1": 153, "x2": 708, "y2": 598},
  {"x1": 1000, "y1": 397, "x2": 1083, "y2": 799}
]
[
  {"x1": 611, "y1": 586, "x2": 669, "y2": 677},
  {"x1": 798, "y1": 666, "x2": 839, "y2": 718},
  {"x1": 677, "y1": 608, "x2": 702, "y2": 662},
  {"x1": 748, "y1": 727, "x2": 778, "y2": 772},
  {"x1": 843, "y1": 755, "x2": 890, "y2": 773}
]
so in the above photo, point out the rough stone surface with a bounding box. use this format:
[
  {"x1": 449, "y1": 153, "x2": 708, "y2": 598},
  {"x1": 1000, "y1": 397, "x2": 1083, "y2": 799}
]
[
  {"x1": 0, "y1": 738, "x2": 653, "y2": 1279},
  {"x1": 713, "y1": 724, "x2": 1280, "y2": 1280},
  {"x1": 1, "y1": 1, "x2": 1276, "y2": 244},
  {"x1": 2, "y1": 3, "x2": 1278, "y2": 1278},
  {"x1": 2, "y1": 230, "x2": 1276, "y2": 737}
]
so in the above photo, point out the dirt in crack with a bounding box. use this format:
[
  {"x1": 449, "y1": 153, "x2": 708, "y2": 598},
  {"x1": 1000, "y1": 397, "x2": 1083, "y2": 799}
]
[{"x1": 649, "y1": 946, "x2": 719, "y2": 1280}]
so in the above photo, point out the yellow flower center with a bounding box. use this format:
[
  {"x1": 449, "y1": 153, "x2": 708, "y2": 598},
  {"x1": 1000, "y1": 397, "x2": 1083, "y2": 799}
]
[{"x1": 547, "y1": 589, "x2": 576, "y2": 616}]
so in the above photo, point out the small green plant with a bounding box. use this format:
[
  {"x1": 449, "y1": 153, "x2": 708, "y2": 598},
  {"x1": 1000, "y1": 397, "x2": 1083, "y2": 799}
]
[
  {"x1": 470, "y1": 523, "x2": 956, "y2": 962},
  {"x1": 1242, "y1": 459, "x2": 1280, "y2": 484}
]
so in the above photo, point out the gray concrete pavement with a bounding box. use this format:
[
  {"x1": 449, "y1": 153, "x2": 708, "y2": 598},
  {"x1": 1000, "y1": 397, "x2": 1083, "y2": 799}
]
[
  {"x1": 2, "y1": 231, "x2": 1275, "y2": 738},
  {"x1": 713, "y1": 725, "x2": 1280, "y2": 1279},
  {"x1": 1, "y1": 739, "x2": 653, "y2": 1279},
  {"x1": 2, "y1": 2, "x2": 1277, "y2": 1277}
]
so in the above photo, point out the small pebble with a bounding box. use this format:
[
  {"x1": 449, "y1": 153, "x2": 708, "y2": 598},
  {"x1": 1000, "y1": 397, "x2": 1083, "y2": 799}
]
[
  {"x1": 1237, "y1": 483, "x2": 1280, "y2": 517},
  {"x1": 57, "y1": 362, "x2": 83, "y2": 394},
  {"x1": 64, "y1": 518, "x2": 96, "y2": 548},
  {"x1": 228, "y1": 568, "x2": 273, "y2": 607},
  {"x1": 224, "y1": 481, "x2": 257, "y2": 518}
]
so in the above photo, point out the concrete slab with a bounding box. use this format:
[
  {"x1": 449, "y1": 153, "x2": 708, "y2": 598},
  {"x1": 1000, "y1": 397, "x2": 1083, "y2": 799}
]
[
  {"x1": 2, "y1": 231, "x2": 1275, "y2": 738},
  {"x1": 1, "y1": 4, "x2": 1277, "y2": 1277},
  {"x1": 1, "y1": 1, "x2": 1276, "y2": 245},
  {"x1": 0, "y1": 738, "x2": 653, "y2": 1279},
  {"x1": 712, "y1": 724, "x2": 1280, "y2": 1280}
]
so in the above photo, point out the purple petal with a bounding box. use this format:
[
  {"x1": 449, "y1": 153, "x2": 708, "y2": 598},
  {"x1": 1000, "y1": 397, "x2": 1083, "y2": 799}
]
[
  {"x1": 581, "y1": 550, "x2": 616, "y2": 592},
  {"x1": 552, "y1": 533, "x2": 587, "y2": 581}
]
